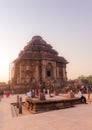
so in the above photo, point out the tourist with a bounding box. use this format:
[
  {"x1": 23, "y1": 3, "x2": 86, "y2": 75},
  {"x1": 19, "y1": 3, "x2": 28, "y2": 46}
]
[
  {"x1": 31, "y1": 89, "x2": 35, "y2": 98},
  {"x1": 4, "y1": 90, "x2": 6, "y2": 96},
  {"x1": 49, "y1": 89, "x2": 53, "y2": 97},
  {"x1": 47, "y1": 89, "x2": 49, "y2": 95},
  {"x1": 47, "y1": 89, "x2": 51, "y2": 97},
  {"x1": 38, "y1": 89, "x2": 41, "y2": 96},
  {"x1": 78, "y1": 89, "x2": 87, "y2": 104},
  {"x1": 43, "y1": 88, "x2": 46, "y2": 94},
  {"x1": 26, "y1": 90, "x2": 31, "y2": 98},
  {"x1": 67, "y1": 89, "x2": 75, "y2": 98},
  {"x1": 70, "y1": 90, "x2": 75, "y2": 98},
  {"x1": 35, "y1": 89, "x2": 37, "y2": 96},
  {"x1": 6, "y1": 91, "x2": 10, "y2": 98},
  {"x1": 81, "y1": 85, "x2": 85, "y2": 93},
  {"x1": 1, "y1": 90, "x2": 4, "y2": 98}
]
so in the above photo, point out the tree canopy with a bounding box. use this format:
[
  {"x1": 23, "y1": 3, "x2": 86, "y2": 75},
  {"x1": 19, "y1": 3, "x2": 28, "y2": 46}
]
[{"x1": 78, "y1": 75, "x2": 92, "y2": 85}]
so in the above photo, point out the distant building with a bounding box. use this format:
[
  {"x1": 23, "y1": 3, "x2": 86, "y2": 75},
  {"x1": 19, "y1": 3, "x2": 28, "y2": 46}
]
[
  {"x1": 0, "y1": 82, "x2": 6, "y2": 86},
  {"x1": 11, "y1": 36, "x2": 68, "y2": 90},
  {"x1": 0, "y1": 82, "x2": 7, "y2": 86},
  {"x1": 0, "y1": 82, "x2": 7, "y2": 91}
]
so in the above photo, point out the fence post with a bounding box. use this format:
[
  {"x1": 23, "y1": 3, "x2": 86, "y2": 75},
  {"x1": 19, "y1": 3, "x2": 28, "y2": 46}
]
[
  {"x1": 17, "y1": 95, "x2": 19, "y2": 108},
  {"x1": 19, "y1": 97, "x2": 22, "y2": 114}
]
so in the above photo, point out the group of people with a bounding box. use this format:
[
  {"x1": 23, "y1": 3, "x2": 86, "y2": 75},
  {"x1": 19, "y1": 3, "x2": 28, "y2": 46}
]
[
  {"x1": 0, "y1": 90, "x2": 10, "y2": 101},
  {"x1": 26, "y1": 88, "x2": 52, "y2": 99},
  {"x1": 67, "y1": 89, "x2": 87, "y2": 104},
  {"x1": 26, "y1": 87, "x2": 87, "y2": 104}
]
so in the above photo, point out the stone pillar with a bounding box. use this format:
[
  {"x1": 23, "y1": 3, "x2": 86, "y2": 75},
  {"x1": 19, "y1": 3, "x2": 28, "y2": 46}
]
[
  {"x1": 56, "y1": 67, "x2": 59, "y2": 78},
  {"x1": 17, "y1": 95, "x2": 19, "y2": 108},
  {"x1": 53, "y1": 62, "x2": 56, "y2": 80},
  {"x1": 63, "y1": 66, "x2": 67, "y2": 81},
  {"x1": 63, "y1": 67, "x2": 66, "y2": 79},
  {"x1": 42, "y1": 61, "x2": 46, "y2": 81},
  {"x1": 35, "y1": 65, "x2": 39, "y2": 81},
  {"x1": 19, "y1": 97, "x2": 22, "y2": 114}
]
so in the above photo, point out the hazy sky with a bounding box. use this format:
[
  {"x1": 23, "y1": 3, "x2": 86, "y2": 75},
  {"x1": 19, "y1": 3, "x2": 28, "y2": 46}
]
[{"x1": 0, "y1": 0, "x2": 92, "y2": 82}]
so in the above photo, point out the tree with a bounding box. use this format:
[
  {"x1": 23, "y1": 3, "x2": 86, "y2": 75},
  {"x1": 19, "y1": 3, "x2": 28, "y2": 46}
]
[{"x1": 78, "y1": 75, "x2": 92, "y2": 85}]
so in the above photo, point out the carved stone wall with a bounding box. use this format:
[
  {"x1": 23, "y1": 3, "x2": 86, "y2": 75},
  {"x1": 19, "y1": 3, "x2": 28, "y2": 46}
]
[{"x1": 11, "y1": 36, "x2": 68, "y2": 91}]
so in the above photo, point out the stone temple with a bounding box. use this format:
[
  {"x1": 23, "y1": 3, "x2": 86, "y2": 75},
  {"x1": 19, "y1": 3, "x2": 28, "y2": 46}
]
[{"x1": 11, "y1": 36, "x2": 68, "y2": 93}]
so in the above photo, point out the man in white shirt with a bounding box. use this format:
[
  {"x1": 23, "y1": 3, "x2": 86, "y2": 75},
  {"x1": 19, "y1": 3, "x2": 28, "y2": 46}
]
[
  {"x1": 78, "y1": 89, "x2": 87, "y2": 104},
  {"x1": 78, "y1": 90, "x2": 83, "y2": 98}
]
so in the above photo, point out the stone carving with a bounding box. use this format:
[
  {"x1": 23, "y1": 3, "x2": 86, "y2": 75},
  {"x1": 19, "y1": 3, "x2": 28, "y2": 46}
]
[{"x1": 11, "y1": 36, "x2": 68, "y2": 92}]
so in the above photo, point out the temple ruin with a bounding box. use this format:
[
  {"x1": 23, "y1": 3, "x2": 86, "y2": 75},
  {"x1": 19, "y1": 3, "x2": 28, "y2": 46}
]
[{"x1": 11, "y1": 36, "x2": 68, "y2": 93}]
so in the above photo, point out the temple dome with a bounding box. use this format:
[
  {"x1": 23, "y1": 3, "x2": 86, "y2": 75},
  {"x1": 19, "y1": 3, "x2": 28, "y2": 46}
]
[
  {"x1": 14, "y1": 36, "x2": 68, "y2": 64},
  {"x1": 32, "y1": 36, "x2": 43, "y2": 40}
]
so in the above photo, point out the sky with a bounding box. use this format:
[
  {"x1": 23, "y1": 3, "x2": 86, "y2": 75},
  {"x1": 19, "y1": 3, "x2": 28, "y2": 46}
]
[{"x1": 0, "y1": 0, "x2": 92, "y2": 83}]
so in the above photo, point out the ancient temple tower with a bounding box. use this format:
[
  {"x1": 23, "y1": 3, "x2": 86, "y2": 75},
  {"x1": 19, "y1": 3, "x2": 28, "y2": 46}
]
[{"x1": 11, "y1": 36, "x2": 68, "y2": 88}]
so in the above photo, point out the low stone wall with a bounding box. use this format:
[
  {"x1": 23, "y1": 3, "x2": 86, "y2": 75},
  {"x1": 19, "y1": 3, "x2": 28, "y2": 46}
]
[{"x1": 25, "y1": 98, "x2": 81, "y2": 113}]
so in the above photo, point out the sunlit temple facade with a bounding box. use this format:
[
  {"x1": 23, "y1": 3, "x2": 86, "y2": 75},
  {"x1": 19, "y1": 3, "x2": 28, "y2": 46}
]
[{"x1": 11, "y1": 36, "x2": 68, "y2": 89}]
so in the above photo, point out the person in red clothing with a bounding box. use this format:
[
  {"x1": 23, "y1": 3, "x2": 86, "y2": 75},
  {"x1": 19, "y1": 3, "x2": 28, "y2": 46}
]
[{"x1": 6, "y1": 91, "x2": 10, "y2": 98}]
